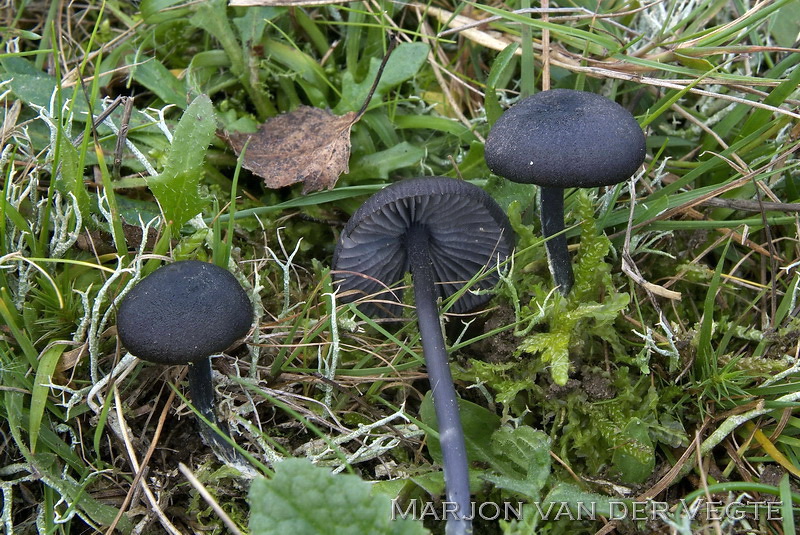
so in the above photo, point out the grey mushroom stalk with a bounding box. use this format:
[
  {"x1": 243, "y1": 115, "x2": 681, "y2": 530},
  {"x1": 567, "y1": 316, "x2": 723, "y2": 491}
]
[{"x1": 333, "y1": 177, "x2": 514, "y2": 535}]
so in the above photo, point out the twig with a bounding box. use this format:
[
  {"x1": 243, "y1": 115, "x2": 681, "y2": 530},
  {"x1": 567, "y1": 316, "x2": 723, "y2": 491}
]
[
  {"x1": 420, "y1": 4, "x2": 800, "y2": 119},
  {"x1": 71, "y1": 96, "x2": 123, "y2": 148},
  {"x1": 178, "y1": 463, "x2": 244, "y2": 535},
  {"x1": 112, "y1": 97, "x2": 134, "y2": 180},
  {"x1": 107, "y1": 384, "x2": 183, "y2": 535},
  {"x1": 541, "y1": 0, "x2": 550, "y2": 91},
  {"x1": 415, "y1": 6, "x2": 484, "y2": 142},
  {"x1": 621, "y1": 176, "x2": 682, "y2": 300},
  {"x1": 434, "y1": 3, "x2": 660, "y2": 39}
]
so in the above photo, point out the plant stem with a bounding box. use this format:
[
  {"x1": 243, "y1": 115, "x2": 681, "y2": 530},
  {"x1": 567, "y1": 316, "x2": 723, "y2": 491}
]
[
  {"x1": 406, "y1": 225, "x2": 472, "y2": 535},
  {"x1": 540, "y1": 186, "x2": 574, "y2": 295}
]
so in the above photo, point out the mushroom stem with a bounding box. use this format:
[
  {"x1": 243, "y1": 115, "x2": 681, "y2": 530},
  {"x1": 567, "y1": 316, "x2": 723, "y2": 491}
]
[
  {"x1": 539, "y1": 186, "x2": 574, "y2": 295},
  {"x1": 187, "y1": 358, "x2": 237, "y2": 460},
  {"x1": 406, "y1": 225, "x2": 472, "y2": 535}
]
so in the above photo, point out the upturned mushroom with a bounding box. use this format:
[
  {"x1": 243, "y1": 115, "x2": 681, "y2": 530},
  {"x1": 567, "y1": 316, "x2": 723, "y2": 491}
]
[
  {"x1": 484, "y1": 89, "x2": 646, "y2": 294},
  {"x1": 117, "y1": 260, "x2": 252, "y2": 460},
  {"x1": 333, "y1": 177, "x2": 514, "y2": 535}
]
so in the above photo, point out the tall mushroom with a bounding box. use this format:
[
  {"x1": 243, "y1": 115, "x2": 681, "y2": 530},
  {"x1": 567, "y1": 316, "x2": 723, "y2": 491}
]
[
  {"x1": 117, "y1": 260, "x2": 253, "y2": 460},
  {"x1": 484, "y1": 89, "x2": 646, "y2": 295},
  {"x1": 333, "y1": 177, "x2": 514, "y2": 535}
]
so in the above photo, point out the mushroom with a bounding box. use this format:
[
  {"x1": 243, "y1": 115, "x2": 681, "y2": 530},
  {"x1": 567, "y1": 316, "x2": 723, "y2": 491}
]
[
  {"x1": 333, "y1": 177, "x2": 514, "y2": 535},
  {"x1": 117, "y1": 260, "x2": 252, "y2": 459},
  {"x1": 484, "y1": 89, "x2": 646, "y2": 294}
]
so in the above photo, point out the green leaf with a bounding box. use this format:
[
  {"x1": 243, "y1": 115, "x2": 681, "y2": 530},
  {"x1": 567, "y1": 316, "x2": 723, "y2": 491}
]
[
  {"x1": 146, "y1": 94, "x2": 216, "y2": 228},
  {"x1": 336, "y1": 43, "x2": 430, "y2": 114},
  {"x1": 232, "y1": 7, "x2": 282, "y2": 46},
  {"x1": 737, "y1": 52, "x2": 800, "y2": 141},
  {"x1": 611, "y1": 417, "x2": 655, "y2": 484},
  {"x1": 517, "y1": 331, "x2": 571, "y2": 386},
  {"x1": 139, "y1": 0, "x2": 192, "y2": 23},
  {"x1": 34, "y1": 452, "x2": 132, "y2": 532},
  {"x1": 0, "y1": 57, "x2": 85, "y2": 116},
  {"x1": 485, "y1": 42, "x2": 519, "y2": 126},
  {"x1": 466, "y1": 359, "x2": 536, "y2": 406},
  {"x1": 543, "y1": 483, "x2": 629, "y2": 519},
  {"x1": 350, "y1": 142, "x2": 425, "y2": 179},
  {"x1": 779, "y1": 473, "x2": 796, "y2": 535},
  {"x1": 4, "y1": 390, "x2": 133, "y2": 533},
  {"x1": 673, "y1": 52, "x2": 714, "y2": 71},
  {"x1": 127, "y1": 55, "x2": 187, "y2": 108},
  {"x1": 55, "y1": 135, "x2": 91, "y2": 218},
  {"x1": 249, "y1": 458, "x2": 429, "y2": 535},
  {"x1": 771, "y1": 2, "x2": 800, "y2": 47},
  {"x1": 189, "y1": 0, "x2": 243, "y2": 78},
  {"x1": 29, "y1": 344, "x2": 66, "y2": 454},
  {"x1": 261, "y1": 39, "x2": 328, "y2": 105},
  {"x1": 483, "y1": 426, "x2": 551, "y2": 501},
  {"x1": 420, "y1": 394, "x2": 501, "y2": 466}
]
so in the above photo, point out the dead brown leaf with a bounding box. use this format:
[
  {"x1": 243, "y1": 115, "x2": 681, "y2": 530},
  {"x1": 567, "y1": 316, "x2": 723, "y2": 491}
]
[{"x1": 226, "y1": 106, "x2": 358, "y2": 194}]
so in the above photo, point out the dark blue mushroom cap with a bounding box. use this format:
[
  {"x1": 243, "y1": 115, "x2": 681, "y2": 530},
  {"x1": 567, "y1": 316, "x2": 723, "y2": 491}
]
[
  {"x1": 332, "y1": 177, "x2": 514, "y2": 317},
  {"x1": 485, "y1": 89, "x2": 646, "y2": 188},
  {"x1": 117, "y1": 260, "x2": 252, "y2": 365}
]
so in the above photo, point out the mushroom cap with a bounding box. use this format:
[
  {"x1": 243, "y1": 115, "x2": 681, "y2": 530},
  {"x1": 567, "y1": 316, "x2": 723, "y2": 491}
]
[
  {"x1": 117, "y1": 260, "x2": 252, "y2": 365},
  {"x1": 332, "y1": 177, "x2": 514, "y2": 317},
  {"x1": 485, "y1": 89, "x2": 646, "y2": 188}
]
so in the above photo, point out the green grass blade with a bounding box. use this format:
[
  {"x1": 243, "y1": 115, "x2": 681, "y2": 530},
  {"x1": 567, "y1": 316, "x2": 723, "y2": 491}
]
[{"x1": 29, "y1": 343, "x2": 66, "y2": 454}]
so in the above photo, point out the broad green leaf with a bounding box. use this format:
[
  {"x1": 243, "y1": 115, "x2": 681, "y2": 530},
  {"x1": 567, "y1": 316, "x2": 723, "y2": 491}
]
[
  {"x1": 190, "y1": 0, "x2": 244, "y2": 76},
  {"x1": 0, "y1": 56, "x2": 57, "y2": 109},
  {"x1": 0, "y1": 57, "x2": 85, "y2": 115},
  {"x1": 351, "y1": 142, "x2": 425, "y2": 179},
  {"x1": 420, "y1": 394, "x2": 501, "y2": 466},
  {"x1": 483, "y1": 426, "x2": 551, "y2": 501},
  {"x1": 393, "y1": 115, "x2": 476, "y2": 141},
  {"x1": 262, "y1": 39, "x2": 328, "y2": 105},
  {"x1": 127, "y1": 55, "x2": 187, "y2": 108},
  {"x1": 543, "y1": 483, "x2": 630, "y2": 519},
  {"x1": 486, "y1": 42, "x2": 519, "y2": 125},
  {"x1": 336, "y1": 43, "x2": 430, "y2": 114},
  {"x1": 232, "y1": 7, "x2": 282, "y2": 46},
  {"x1": 771, "y1": 2, "x2": 800, "y2": 47},
  {"x1": 486, "y1": 42, "x2": 520, "y2": 90},
  {"x1": 249, "y1": 458, "x2": 429, "y2": 535},
  {"x1": 612, "y1": 418, "x2": 655, "y2": 484},
  {"x1": 139, "y1": 0, "x2": 192, "y2": 23},
  {"x1": 146, "y1": 94, "x2": 216, "y2": 228}
]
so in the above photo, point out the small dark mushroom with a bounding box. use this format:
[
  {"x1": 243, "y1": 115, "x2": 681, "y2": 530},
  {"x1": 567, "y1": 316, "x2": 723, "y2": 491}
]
[
  {"x1": 117, "y1": 260, "x2": 252, "y2": 459},
  {"x1": 333, "y1": 177, "x2": 514, "y2": 535},
  {"x1": 485, "y1": 89, "x2": 646, "y2": 294}
]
